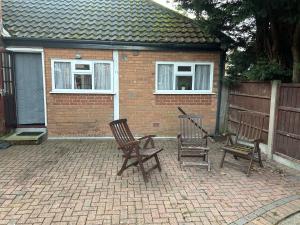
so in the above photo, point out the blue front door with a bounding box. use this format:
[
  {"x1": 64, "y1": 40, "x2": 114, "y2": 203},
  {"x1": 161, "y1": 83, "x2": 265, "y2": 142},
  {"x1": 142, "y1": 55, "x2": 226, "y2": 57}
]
[{"x1": 15, "y1": 53, "x2": 45, "y2": 125}]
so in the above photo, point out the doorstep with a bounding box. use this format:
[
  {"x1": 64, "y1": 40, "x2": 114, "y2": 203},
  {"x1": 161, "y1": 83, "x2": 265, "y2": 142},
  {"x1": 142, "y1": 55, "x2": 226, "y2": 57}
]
[{"x1": 1, "y1": 130, "x2": 47, "y2": 145}]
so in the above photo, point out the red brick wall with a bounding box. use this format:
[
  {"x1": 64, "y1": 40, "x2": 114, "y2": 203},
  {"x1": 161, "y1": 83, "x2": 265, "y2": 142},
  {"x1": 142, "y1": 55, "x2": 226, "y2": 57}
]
[
  {"x1": 51, "y1": 94, "x2": 112, "y2": 106},
  {"x1": 44, "y1": 49, "x2": 114, "y2": 136},
  {"x1": 155, "y1": 94, "x2": 213, "y2": 105},
  {"x1": 119, "y1": 50, "x2": 219, "y2": 137},
  {"x1": 44, "y1": 48, "x2": 220, "y2": 137}
]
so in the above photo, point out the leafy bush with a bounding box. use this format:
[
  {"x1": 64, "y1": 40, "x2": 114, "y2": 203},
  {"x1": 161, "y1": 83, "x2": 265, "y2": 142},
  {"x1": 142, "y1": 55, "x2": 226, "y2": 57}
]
[
  {"x1": 224, "y1": 48, "x2": 255, "y2": 86},
  {"x1": 244, "y1": 58, "x2": 292, "y2": 82},
  {"x1": 224, "y1": 51, "x2": 292, "y2": 86}
]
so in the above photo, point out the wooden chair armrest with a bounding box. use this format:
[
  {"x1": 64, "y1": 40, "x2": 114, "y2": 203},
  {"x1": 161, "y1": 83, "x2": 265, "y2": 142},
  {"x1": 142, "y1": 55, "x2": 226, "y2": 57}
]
[
  {"x1": 138, "y1": 135, "x2": 156, "y2": 141},
  {"x1": 202, "y1": 134, "x2": 210, "y2": 139},
  {"x1": 138, "y1": 135, "x2": 156, "y2": 149},
  {"x1": 223, "y1": 132, "x2": 236, "y2": 137},
  {"x1": 118, "y1": 140, "x2": 140, "y2": 149},
  {"x1": 223, "y1": 132, "x2": 236, "y2": 145},
  {"x1": 201, "y1": 133, "x2": 215, "y2": 143},
  {"x1": 251, "y1": 138, "x2": 263, "y2": 144}
]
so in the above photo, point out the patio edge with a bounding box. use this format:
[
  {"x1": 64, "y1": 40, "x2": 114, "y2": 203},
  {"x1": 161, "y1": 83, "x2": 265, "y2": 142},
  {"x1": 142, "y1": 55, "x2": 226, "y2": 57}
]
[
  {"x1": 229, "y1": 195, "x2": 300, "y2": 225},
  {"x1": 47, "y1": 136, "x2": 177, "y2": 140}
]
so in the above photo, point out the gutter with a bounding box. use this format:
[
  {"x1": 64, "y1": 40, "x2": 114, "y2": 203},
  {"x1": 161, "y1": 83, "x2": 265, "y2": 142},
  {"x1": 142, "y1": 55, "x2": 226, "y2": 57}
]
[
  {"x1": 215, "y1": 50, "x2": 226, "y2": 135},
  {"x1": 3, "y1": 37, "x2": 222, "y2": 51}
]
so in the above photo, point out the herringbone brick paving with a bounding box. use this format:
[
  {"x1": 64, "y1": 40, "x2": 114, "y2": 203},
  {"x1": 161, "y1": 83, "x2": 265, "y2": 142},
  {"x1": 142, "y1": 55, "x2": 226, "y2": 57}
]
[{"x1": 0, "y1": 140, "x2": 299, "y2": 225}]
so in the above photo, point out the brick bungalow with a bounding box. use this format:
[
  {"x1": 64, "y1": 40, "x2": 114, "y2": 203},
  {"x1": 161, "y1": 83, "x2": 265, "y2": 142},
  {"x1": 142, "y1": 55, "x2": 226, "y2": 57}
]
[{"x1": 1, "y1": 0, "x2": 225, "y2": 138}]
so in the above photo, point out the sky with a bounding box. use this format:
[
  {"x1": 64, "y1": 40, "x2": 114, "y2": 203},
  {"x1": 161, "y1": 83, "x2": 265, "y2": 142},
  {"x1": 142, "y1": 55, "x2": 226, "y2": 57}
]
[
  {"x1": 153, "y1": 0, "x2": 196, "y2": 19},
  {"x1": 153, "y1": 0, "x2": 177, "y2": 10}
]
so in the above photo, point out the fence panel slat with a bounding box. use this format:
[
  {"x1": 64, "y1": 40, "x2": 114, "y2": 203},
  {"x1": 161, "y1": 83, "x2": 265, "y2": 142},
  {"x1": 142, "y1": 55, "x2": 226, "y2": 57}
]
[
  {"x1": 274, "y1": 84, "x2": 300, "y2": 161},
  {"x1": 228, "y1": 82, "x2": 271, "y2": 144}
]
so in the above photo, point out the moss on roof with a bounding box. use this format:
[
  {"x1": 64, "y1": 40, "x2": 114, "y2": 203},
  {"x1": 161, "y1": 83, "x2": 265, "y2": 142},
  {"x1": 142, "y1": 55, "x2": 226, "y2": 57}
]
[{"x1": 2, "y1": 0, "x2": 220, "y2": 44}]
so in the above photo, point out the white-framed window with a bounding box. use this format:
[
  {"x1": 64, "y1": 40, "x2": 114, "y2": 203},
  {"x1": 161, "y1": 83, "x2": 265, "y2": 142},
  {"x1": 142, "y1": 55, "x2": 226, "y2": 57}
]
[
  {"x1": 155, "y1": 62, "x2": 214, "y2": 94},
  {"x1": 51, "y1": 59, "x2": 114, "y2": 94}
]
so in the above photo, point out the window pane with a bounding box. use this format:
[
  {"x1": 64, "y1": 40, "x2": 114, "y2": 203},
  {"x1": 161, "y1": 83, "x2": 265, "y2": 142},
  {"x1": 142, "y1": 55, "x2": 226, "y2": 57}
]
[
  {"x1": 157, "y1": 64, "x2": 174, "y2": 90},
  {"x1": 54, "y1": 62, "x2": 72, "y2": 89},
  {"x1": 194, "y1": 65, "x2": 211, "y2": 90},
  {"x1": 94, "y1": 63, "x2": 111, "y2": 90},
  {"x1": 74, "y1": 74, "x2": 92, "y2": 89},
  {"x1": 178, "y1": 66, "x2": 192, "y2": 72},
  {"x1": 75, "y1": 64, "x2": 90, "y2": 70},
  {"x1": 176, "y1": 76, "x2": 192, "y2": 90}
]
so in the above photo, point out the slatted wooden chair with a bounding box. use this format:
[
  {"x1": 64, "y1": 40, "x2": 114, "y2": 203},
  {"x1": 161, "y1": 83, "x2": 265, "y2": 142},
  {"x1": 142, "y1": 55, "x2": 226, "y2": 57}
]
[
  {"x1": 109, "y1": 119, "x2": 163, "y2": 183},
  {"x1": 220, "y1": 111, "x2": 266, "y2": 176},
  {"x1": 177, "y1": 114, "x2": 210, "y2": 171}
]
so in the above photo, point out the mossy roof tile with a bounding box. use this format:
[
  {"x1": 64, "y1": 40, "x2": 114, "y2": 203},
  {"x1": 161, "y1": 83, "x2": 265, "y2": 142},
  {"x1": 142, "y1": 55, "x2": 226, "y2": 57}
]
[{"x1": 3, "y1": 0, "x2": 220, "y2": 44}]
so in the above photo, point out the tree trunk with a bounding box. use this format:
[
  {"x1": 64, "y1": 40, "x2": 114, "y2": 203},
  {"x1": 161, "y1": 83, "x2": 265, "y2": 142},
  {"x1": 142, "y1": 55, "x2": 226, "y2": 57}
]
[
  {"x1": 269, "y1": 9, "x2": 281, "y2": 63},
  {"x1": 292, "y1": 21, "x2": 300, "y2": 83},
  {"x1": 255, "y1": 15, "x2": 270, "y2": 58}
]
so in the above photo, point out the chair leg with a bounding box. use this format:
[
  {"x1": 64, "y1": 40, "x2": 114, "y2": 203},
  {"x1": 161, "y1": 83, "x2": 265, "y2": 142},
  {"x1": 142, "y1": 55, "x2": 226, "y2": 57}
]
[
  {"x1": 220, "y1": 150, "x2": 226, "y2": 168},
  {"x1": 154, "y1": 154, "x2": 162, "y2": 172},
  {"x1": 247, "y1": 155, "x2": 254, "y2": 176},
  {"x1": 258, "y1": 150, "x2": 264, "y2": 168},
  {"x1": 137, "y1": 156, "x2": 148, "y2": 183},
  {"x1": 178, "y1": 148, "x2": 182, "y2": 163},
  {"x1": 117, "y1": 158, "x2": 129, "y2": 176},
  {"x1": 207, "y1": 154, "x2": 211, "y2": 172}
]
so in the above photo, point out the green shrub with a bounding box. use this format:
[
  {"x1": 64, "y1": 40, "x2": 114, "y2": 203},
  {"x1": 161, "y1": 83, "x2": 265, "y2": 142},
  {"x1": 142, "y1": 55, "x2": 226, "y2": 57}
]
[{"x1": 244, "y1": 58, "x2": 292, "y2": 82}]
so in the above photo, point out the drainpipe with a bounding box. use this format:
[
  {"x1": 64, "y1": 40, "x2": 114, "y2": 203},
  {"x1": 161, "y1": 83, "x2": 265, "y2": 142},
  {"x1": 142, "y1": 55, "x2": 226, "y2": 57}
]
[
  {"x1": 215, "y1": 50, "x2": 226, "y2": 135},
  {"x1": 0, "y1": 0, "x2": 4, "y2": 49}
]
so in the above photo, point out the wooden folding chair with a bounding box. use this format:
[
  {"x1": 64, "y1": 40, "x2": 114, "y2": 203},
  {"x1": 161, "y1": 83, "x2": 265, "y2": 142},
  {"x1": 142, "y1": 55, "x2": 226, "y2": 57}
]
[
  {"x1": 109, "y1": 119, "x2": 163, "y2": 183},
  {"x1": 220, "y1": 111, "x2": 266, "y2": 176},
  {"x1": 177, "y1": 114, "x2": 210, "y2": 171}
]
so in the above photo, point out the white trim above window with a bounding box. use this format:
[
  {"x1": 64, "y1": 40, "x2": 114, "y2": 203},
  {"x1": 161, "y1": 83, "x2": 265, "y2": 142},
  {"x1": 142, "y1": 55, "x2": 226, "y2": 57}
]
[
  {"x1": 51, "y1": 59, "x2": 114, "y2": 94},
  {"x1": 155, "y1": 61, "x2": 214, "y2": 94}
]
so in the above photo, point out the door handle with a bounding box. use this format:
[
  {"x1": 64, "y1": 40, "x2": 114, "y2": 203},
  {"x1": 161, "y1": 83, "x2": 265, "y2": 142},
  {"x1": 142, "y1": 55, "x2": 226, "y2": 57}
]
[{"x1": 0, "y1": 89, "x2": 6, "y2": 96}]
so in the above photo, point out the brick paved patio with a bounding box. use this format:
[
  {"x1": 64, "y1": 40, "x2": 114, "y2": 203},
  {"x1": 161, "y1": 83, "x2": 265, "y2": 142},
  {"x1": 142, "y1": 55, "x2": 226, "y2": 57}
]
[{"x1": 0, "y1": 140, "x2": 299, "y2": 225}]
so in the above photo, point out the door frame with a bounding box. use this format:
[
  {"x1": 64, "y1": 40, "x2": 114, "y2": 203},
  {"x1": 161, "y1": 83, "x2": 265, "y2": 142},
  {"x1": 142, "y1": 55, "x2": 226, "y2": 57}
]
[
  {"x1": 6, "y1": 47, "x2": 47, "y2": 126},
  {"x1": 0, "y1": 50, "x2": 17, "y2": 129},
  {"x1": 113, "y1": 50, "x2": 119, "y2": 120}
]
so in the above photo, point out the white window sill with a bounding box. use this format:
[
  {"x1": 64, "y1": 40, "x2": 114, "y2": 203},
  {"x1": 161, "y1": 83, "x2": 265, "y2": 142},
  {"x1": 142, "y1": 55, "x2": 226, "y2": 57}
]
[
  {"x1": 50, "y1": 90, "x2": 115, "y2": 95},
  {"x1": 154, "y1": 91, "x2": 216, "y2": 95}
]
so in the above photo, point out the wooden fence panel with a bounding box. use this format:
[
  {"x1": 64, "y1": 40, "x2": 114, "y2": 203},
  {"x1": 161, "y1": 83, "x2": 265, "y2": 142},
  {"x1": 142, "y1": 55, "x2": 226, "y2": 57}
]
[
  {"x1": 274, "y1": 84, "x2": 300, "y2": 161},
  {"x1": 228, "y1": 82, "x2": 271, "y2": 144}
]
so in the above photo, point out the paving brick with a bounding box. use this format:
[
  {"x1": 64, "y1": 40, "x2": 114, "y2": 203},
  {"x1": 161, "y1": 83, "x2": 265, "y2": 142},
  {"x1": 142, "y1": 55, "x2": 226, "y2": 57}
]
[{"x1": 0, "y1": 140, "x2": 299, "y2": 225}]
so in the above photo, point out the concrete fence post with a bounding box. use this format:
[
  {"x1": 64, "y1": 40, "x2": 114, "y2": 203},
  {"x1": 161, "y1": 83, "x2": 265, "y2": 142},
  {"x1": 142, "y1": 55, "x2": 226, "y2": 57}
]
[
  {"x1": 219, "y1": 84, "x2": 229, "y2": 133},
  {"x1": 267, "y1": 80, "x2": 281, "y2": 160}
]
